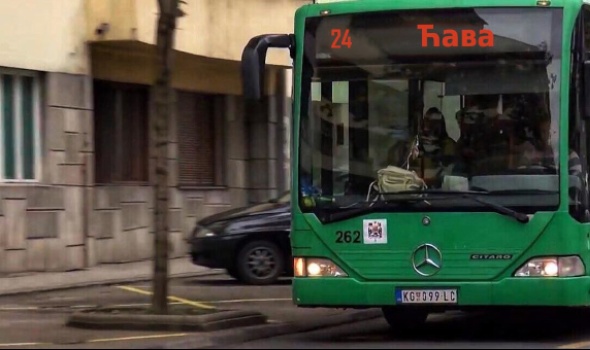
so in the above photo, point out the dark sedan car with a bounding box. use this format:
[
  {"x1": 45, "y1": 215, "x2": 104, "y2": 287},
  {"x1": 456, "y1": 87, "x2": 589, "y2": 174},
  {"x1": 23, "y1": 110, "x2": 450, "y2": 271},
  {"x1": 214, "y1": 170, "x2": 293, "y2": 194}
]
[{"x1": 188, "y1": 192, "x2": 291, "y2": 285}]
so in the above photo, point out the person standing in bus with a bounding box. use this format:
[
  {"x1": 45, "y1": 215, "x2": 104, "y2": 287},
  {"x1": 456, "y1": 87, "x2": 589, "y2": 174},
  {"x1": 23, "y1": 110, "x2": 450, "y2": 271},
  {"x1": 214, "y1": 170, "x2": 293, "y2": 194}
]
[
  {"x1": 384, "y1": 107, "x2": 459, "y2": 188},
  {"x1": 518, "y1": 117, "x2": 582, "y2": 176},
  {"x1": 409, "y1": 107, "x2": 457, "y2": 187}
]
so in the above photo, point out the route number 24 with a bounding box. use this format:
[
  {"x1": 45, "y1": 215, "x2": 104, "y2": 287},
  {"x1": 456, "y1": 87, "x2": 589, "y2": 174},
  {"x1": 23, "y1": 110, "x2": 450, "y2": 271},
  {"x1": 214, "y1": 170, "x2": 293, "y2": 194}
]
[
  {"x1": 336, "y1": 230, "x2": 361, "y2": 243},
  {"x1": 331, "y1": 29, "x2": 352, "y2": 49}
]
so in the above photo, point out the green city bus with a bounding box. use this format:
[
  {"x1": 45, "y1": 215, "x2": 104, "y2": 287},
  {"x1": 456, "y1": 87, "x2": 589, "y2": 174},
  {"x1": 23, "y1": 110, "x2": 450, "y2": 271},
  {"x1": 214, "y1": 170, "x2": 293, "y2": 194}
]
[{"x1": 241, "y1": 0, "x2": 590, "y2": 328}]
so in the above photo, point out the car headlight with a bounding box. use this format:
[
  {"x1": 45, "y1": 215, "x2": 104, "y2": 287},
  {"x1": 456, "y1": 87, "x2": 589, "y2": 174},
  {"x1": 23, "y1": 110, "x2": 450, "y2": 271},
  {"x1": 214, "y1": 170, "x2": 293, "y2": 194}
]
[
  {"x1": 293, "y1": 257, "x2": 348, "y2": 277},
  {"x1": 514, "y1": 256, "x2": 585, "y2": 277},
  {"x1": 193, "y1": 227, "x2": 217, "y2": 238}
]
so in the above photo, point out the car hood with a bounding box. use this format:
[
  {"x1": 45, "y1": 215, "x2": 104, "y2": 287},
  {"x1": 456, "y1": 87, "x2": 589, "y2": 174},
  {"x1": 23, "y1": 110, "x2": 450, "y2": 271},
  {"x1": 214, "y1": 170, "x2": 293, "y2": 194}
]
[{"x1": 197, "y1": 201, "x2": 290, "y2": 227}]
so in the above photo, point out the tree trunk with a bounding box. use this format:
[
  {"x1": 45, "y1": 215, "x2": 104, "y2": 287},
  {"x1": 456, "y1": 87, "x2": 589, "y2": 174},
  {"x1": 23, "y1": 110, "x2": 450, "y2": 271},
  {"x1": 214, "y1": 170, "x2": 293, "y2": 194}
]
[{"x1": 152, "y1": 0, "x2": 181, "y2": 315}]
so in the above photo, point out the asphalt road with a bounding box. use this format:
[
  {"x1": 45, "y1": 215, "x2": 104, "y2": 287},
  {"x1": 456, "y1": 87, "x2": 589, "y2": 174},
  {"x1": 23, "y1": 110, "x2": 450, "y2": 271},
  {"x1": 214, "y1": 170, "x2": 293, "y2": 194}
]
[
  {"x1": 223, "y1": 310, "x2": 590, "y2": 349},
  {"x1": 4, "y1": 274, "x2": 590, "y2": 349},
  {"x1": 0, "y1": 273, "x2": 356, "y2": 349}
]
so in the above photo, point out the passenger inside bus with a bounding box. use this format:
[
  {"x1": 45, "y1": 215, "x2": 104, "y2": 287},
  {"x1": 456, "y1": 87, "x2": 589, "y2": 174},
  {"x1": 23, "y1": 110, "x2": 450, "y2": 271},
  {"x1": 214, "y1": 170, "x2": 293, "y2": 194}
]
[
  {"x1": 452, "y1": 101, "x2": 489, "y2": 176},
  {"x1": 425, "y1": 95, "x2": 569, "y2": 179},
  {"x1": 383, "y1": 107, "x2": 457, "y2": 186},
  {"x1": 516, "y1": 117, "x2": 582, "y2": 177},
  {"x1": 377, "y1": 92, "x2": 583, "y2": 195},
  {"x1": 515, "y1": 116, "x2": 556, "y2": 170},
  {"x1": 406, "y1": 107, "x2": 457, "y2": 188}
]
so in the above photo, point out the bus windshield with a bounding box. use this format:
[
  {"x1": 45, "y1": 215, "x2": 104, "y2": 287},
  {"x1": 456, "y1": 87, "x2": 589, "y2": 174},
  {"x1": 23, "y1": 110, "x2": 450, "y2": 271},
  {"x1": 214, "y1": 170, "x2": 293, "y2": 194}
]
[{"x1": 298, "y1": 7, "x2": 564, "y2": 214}]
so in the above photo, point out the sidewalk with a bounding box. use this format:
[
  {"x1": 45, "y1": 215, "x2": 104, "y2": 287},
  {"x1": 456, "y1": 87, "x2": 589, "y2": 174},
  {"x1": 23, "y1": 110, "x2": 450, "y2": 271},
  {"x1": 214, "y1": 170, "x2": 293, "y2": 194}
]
[{"x1": 0, "y1": 256, "x2": 220, "y2": 298}]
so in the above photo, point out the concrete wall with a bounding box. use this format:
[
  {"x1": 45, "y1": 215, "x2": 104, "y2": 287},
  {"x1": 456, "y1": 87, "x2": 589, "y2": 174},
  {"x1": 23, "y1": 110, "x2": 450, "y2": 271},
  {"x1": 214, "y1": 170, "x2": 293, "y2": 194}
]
[
  {"x1": 90, "y1": 43, "x2": 250, "y2": 96},
  {"x1": 0, "y1": 0, "x2": 89, "y2": 74},
  {"x1": 86, "y1": 0, "x2": 306, "y2": 66},
  {"x1": 88, "y1": 89, "x2": 287, "y2": 266},
  {"x1": 0, "y1": 74, "x2": 287, "y2": 273},
  {"x1": 0, "y1": 73, "x2": 93, "y2": 273},
  {"x1": 0, "y1": 0, "x2": 292, "y2": 274},
  {"x1": 0, "y1": 0, "x2": 300, "y2": 75},
  {"x1": 245, "y1": 70, "x2": 291, "y2": 202},
  {"x1": 90, "y1": 93, "x2": 253, "y2": 265}
]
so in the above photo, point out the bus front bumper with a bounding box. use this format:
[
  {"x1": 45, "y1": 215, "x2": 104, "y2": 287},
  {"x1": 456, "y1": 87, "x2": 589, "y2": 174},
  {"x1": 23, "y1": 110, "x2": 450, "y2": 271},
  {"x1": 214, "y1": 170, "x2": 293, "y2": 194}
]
[{"x1": 292, "y1": 277, "x2": 590, "y2": 308}]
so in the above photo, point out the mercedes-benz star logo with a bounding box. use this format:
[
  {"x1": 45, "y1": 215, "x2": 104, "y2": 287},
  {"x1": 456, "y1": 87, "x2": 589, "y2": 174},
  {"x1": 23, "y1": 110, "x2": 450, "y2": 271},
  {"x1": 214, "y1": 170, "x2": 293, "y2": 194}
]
[{"x1": 411, "y1": 244, "x2": 443, "y2": 277}]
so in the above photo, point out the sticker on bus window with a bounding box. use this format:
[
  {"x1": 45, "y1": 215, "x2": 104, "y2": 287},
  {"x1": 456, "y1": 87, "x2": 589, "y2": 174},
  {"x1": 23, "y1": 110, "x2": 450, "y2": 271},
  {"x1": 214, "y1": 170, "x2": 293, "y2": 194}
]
[{"x1": 363, "y1": 219, "x2": 388, "y2": 244}]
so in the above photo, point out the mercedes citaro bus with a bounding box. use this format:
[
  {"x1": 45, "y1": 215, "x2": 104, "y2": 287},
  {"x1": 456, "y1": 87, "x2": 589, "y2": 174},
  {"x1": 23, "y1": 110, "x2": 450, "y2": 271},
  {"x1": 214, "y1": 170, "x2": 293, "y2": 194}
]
[{"x1": 240, "y1": 0, "x2": 590, "y2": 329}]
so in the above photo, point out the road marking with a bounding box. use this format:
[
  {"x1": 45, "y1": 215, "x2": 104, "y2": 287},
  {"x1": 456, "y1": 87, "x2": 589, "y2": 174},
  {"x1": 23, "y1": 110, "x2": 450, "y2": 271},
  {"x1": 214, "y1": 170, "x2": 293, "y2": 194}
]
[
  {"x1": 93, "y1": 302, "x2": 181, "y2": 308},
  {"x1": 0, "y1": 302, "x2": 187, "y2": 312},
  {"x1": 0, "y1": 335, "x2": 188, "y2": 347},
  {"x1": 115, "y1": 302, "x2": 176, "y2": 306},
  {"x1": 87, "y1": 333, "x2": 188, "y2": 343},
  {"x1": 166, "y1": 295, "x2": 216, "y2": 310},
  {"x1": 70, "y1": 305, "x2": 98, "y2": 309},
  {"x1": 0, "y1": 306, "x2": 39, "y2": 311},
  {"x1": 0, "y1": 298, "x2": 291, "y2": 312},
  {"x1": 210, "y1": 298, "x2": 292, "y2": 304},
  {"x1": 116, "y1": 286, "x2": 216, "y2": 310},
  {"x1": 559, "y1": 341, "x2": 590, "y2": 349}
]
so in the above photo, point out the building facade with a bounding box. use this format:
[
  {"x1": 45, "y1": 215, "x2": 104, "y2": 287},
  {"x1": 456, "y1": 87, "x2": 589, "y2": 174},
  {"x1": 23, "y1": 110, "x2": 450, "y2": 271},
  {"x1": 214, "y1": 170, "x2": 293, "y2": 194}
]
[{"x1": 0, "y1": 0, "x2": 302, "y2": 274}]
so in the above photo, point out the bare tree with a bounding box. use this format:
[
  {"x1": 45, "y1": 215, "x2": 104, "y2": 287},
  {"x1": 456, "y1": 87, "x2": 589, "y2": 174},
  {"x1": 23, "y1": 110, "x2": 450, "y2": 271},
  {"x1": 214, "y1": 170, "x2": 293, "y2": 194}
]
[{"x1": 152, "y1": 0, "x2": 185, "y2": 315}]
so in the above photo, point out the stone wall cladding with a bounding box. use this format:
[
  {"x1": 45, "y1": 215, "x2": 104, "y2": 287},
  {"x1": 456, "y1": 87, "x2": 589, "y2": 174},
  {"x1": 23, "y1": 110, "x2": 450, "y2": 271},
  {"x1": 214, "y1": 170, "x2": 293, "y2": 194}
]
[{"x1": 0, "y1": 77, "x2": 285, "y2": 274}]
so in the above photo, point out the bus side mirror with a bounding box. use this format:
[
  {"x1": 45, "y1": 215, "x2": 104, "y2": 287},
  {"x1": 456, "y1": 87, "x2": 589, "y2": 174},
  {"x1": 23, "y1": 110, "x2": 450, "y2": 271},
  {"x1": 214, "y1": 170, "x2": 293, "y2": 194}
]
[
  {"x1": 584, "y1": 61, "x2": 590, "y2": 119},
  {"x1": 241, "y1": 34, "x2": 295, "y2": 100}
]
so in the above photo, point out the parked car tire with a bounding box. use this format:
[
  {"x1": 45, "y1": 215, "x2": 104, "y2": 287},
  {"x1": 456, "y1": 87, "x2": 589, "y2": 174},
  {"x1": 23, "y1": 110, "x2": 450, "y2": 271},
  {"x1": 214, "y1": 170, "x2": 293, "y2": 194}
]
[{"x1": 235, "y1": 240, "x2": 285, "y2": 285}]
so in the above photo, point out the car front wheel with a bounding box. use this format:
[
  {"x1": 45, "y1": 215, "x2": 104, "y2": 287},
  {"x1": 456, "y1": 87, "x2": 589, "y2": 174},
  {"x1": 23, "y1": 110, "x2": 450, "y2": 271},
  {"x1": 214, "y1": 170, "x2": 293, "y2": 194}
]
[{"x1": 235, "y1": 240, "x2": 284, "y2": 285}]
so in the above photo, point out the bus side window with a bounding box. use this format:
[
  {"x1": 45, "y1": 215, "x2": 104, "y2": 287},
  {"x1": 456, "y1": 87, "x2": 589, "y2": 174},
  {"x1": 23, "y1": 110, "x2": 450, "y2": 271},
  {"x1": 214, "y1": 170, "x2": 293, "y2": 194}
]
[{"x1": 570, "y1": 6, "x2": 590, "y2": 222}]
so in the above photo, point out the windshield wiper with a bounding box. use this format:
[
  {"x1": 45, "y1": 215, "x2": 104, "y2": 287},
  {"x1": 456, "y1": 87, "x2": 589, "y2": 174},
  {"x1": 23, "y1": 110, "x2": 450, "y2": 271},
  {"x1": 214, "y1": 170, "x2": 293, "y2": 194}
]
[
  {"x1": 393, "y1": 190, "x2": 530, "y2": 224},
  {"x1": 318, "y1": 190, "x2": 530, "y2": 224},
  {"x1": 471, "y1": 189, "x2": 559, "y2": 196},
  {"x1": 385, "y1": 190, "x2": 529, "y2": 223},
  {"x1": 460, "y1": 194, "x2": 530, "y2": 224},
  {"x1": 319, "y1": 194, "x2": 428, "y2": 224}
]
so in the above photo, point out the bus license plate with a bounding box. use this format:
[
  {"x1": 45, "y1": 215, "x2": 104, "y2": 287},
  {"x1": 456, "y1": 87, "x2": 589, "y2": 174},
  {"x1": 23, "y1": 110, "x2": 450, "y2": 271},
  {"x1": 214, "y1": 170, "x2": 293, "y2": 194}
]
[{"x1": 396, "y1": 289, "x2": 458, "y2": 304}]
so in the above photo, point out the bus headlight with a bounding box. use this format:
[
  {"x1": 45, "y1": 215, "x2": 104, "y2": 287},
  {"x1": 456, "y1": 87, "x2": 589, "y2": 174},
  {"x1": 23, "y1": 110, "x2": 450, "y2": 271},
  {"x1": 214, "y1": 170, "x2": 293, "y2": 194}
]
[
  {"x1": 514, "y1": 256, "x2": 585, "y2": 277},
  {"x1": 293, "y1": 258, "x2": 348, "y2": 277}
]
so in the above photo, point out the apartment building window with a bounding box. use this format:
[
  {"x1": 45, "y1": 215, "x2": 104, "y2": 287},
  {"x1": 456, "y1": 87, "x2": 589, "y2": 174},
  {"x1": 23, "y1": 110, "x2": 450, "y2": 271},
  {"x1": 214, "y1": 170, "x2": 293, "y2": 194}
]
[
  {"x1": 94, "y1": 80, "x2": 149, "y2": 184},
  {"x1": 177, "y1": 91, "x2": 224, "y2": 187},
  {"x1": 0, "y1": 69, "x2": 41, "y2": 182}
]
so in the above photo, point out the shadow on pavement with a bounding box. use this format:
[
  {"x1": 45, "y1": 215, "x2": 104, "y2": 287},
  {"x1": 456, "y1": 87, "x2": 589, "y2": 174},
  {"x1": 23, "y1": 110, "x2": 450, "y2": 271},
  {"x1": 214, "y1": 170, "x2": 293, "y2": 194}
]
[{"x1": 325, "y1": 309, "x2": 590, "y2": 345}]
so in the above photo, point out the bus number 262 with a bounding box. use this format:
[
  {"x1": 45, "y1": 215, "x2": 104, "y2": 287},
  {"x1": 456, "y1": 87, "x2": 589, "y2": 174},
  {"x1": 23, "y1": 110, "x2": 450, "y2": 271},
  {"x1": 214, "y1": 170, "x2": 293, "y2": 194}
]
[{"x1": 335, "y1": 231, "x2": 361, "y2": 243}]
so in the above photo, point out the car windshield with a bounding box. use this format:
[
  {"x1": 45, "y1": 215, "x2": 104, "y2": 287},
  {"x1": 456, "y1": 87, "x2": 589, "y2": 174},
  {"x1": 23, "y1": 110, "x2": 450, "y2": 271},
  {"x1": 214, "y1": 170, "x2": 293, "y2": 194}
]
[{"x1": 298, "y1": 7, "x2": 563, "y2": 214}]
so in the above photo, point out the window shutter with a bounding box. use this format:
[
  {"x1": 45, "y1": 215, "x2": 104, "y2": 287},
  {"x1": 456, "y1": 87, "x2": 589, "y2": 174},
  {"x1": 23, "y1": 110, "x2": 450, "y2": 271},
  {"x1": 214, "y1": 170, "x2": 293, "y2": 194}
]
[
  {"x1": 121, "y1": 87, "x2": 148, "y2": 182},
  {"x1": 94, "y1": 81, "x2": 117, "y2": 184},
  {"x1": 94, "y1": 80, "x2": 149, "y2": 184},
  {"x1": 178, "y1": 92, "x2": 216, "y2": 186}
]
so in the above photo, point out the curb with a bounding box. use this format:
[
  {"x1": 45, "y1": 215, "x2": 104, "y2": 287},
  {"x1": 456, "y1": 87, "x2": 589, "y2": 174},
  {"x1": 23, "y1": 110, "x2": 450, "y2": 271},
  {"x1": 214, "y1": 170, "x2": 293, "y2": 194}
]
[
  {"x1": 0, "y1": 269, "x2": 225, "y2": 298},
  {"x1": 67, "y1": 308, "x2": 268, "y2": 332},
  {"x1": 151, "y1": 308, "x2": 383, "y2": 349}
]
